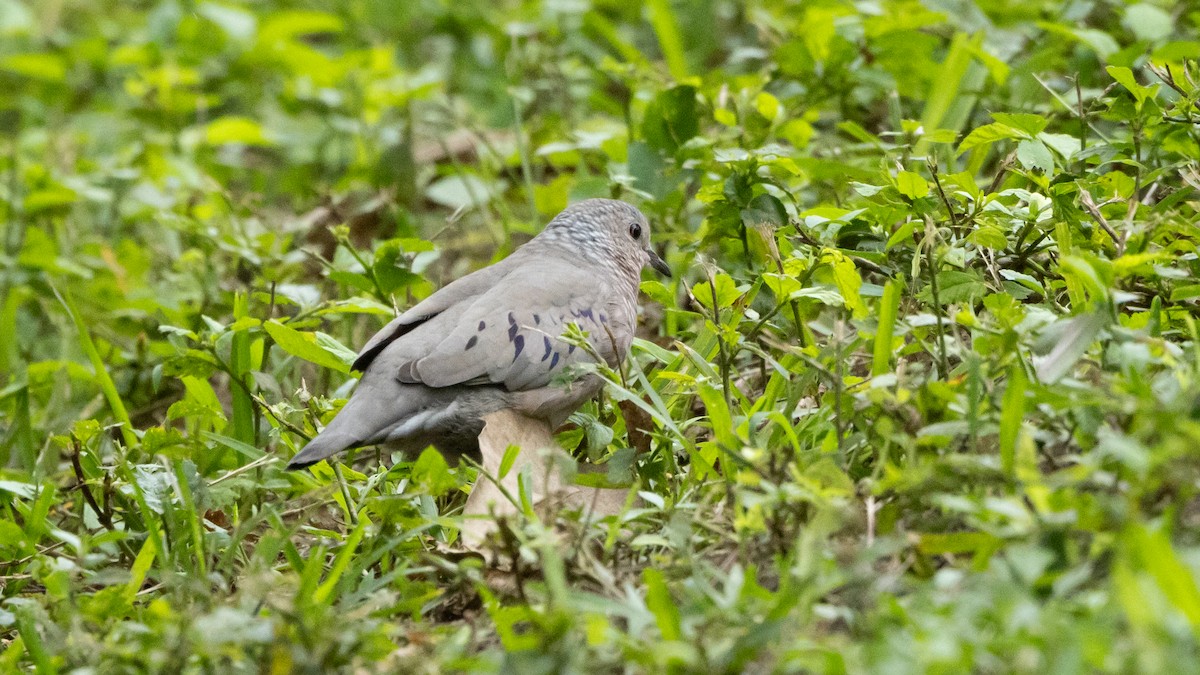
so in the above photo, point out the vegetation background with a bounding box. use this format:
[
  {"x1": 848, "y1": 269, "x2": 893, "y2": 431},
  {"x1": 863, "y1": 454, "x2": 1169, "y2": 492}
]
[{"x1": 3, "y1": 0, "x2": 1200, "y2": 671}]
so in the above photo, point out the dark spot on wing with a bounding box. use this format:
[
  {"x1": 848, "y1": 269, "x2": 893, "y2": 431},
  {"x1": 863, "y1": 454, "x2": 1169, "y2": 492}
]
[
  {"x1": 465, "y1": 336, "x2": 478, "y2": 350},
  {"x1": 508, "y1": 323, "x2": 518, "y2": 341},
  {"x1": 599, "y1": 312, "x2": 607, "y2": 323},
  {"x1": 512, "y1": 335, "x2": 525, "y2": 361},
  {"x1": 550, "y1": 352, "x2": 560, "y2": 369},
  {"x1": 507, "y1": 311, "x2": 517, "y2": 325},
  {"x1": 478, "y1": 320, "x2": 486, "y2": 331},
  {"x1": 533, "y1": 313, "x2": 541, "y2": 324},
  {"x1": 542, "y1": 336, "x2": 552, "y2": 360},
  {"x1": 568, "y1": 344, "x2": 576, "y2": 355}
]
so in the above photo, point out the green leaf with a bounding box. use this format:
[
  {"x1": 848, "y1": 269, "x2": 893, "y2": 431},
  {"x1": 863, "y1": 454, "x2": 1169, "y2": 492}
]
[
  {"x1": 956, "y1": 122, "x2": 1023, "y2": 155},
  {"x1": 740, "y1": 193, "x2": 787, "y2": 229},
  {"x1": 872, "y1": 279, "x2": 902, "y2": 376},
  {"x1": 1, "y1": 52, "x2": 66, "y2": 82},
  {"x1": 998, "y1": 364, "x2": 1026, "y2": 476},
  {"x1": 1035, "y1": 311, "x2": 1107, "y2": 383},
  {"x1": 1106, "y1": 66, "x2": 1159, "y2": 106},
  {"x1": 372, "y1": 240, "x2": 424, "y2": 294},
  {"x1": 824, "y1": 250, "x2": 868, "y2": 318},
  {"x1": 204, "y1": 116, "x2": 273, "y2": 146},
  {"x1": 1171, "y1": 284, "x2": 1200, "y2": 302},
  {"x1": 968, "y1": 225, "x2": 1008, "y2": 250},
  {"x1": 895, "y1": 170, "x2": 930, "y2": 199},
  {"x1": 1123, "y1": 3, "x2": 1173, "y2": 42},
  {"x1": 693, "y1": 273, "x2": 742, "y2": 310},
  {"x1": 411, "y1": 447, "x2": 458, "y2": 497},
  {"x1": 990, "y1": 112, "x2": 1048, "y2": 136},
  {"x1": 498, "y1": 444, "x2": 520, "y2": 479},
  {"x1": 425, "y1": 174, "x2": 504, "y2": 211},
  {"x1": 1126, "y1": 523, "x2": 1200, "y2": 633},
  {"x1": 24, "y1": 185, "x2": 78, "y2": 213},
  {"x1": 645, "y1": 0, "x2": 688, "y2": 80},
  {"x1": 263, "y1": 320, "x2": 350, "y2": 373},
  {"x1": 259, "y1": 9, "x2": 343, "y2": 43},
  {"x1": 641, "y1": 85, "x2": 699, "y2": 154},
  {"x1": 643, "y1": 568, "x2": 682, "y2": 641},
  {"x1": 933, "y1": 270, "x2": 986, "y2": 305},
  {"x1": 1015, "y1": 139, "x2": 1054, "y2": 172}
]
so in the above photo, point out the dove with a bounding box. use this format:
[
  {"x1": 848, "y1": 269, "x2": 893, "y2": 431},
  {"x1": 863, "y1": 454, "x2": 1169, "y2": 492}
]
[{"x1": 286, "y1": 198, "x2": 670, "y2": 470}]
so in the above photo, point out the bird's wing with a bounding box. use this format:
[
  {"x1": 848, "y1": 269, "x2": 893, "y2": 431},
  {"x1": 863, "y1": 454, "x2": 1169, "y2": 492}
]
[
  {"x1": 382, "y1": 258, "x2": 629, "y2": 391},
  {"x1": 351, "y1": 253, "x2": 523, "y2": 372}
]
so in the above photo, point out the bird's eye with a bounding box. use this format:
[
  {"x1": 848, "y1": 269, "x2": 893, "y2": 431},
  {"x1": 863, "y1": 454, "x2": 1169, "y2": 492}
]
[{"x1": 628, "y1": 222, "x2": 642, "y2": 239}]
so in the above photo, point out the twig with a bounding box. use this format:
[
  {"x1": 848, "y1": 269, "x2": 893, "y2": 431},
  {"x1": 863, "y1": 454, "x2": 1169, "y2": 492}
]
[
  {"x1": 70, "y1": 436, "x2": 116, "y2": 532},
  {"x1": 208, "y1": 455, "x2": 280, "y2": 487},
  {"x1": 252, "y1": 393, "x2": 311, "y2": 440},
  {"x1": 927, "y1": 159, "x2": 963, "y2": 235},
  {"x1": 922, "y1": 217, "x2": 951, "y2": 380},
  {"x1": 1079, "y1": 189, "x2": 1124, "y2": 254}
]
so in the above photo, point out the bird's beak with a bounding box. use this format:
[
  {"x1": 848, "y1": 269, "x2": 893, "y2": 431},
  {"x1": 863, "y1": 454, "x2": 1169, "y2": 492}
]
[{"x1": 648, "y1": 249, "x2": 671, "y2": 277}]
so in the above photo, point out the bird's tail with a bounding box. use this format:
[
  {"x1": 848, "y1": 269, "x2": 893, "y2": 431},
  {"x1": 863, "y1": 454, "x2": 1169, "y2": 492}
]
[
  {"x1": 286, "y1": 428, "x2": 360, "y2": 470},
  {"x1": 286, "y1": 396, "x2": 378, "y2": 470}
]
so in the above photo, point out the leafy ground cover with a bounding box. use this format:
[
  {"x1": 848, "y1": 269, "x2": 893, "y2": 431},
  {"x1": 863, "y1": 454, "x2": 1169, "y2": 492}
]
[{"x1": 4, "y1": 0, "x2": 1200, "y2": 671}]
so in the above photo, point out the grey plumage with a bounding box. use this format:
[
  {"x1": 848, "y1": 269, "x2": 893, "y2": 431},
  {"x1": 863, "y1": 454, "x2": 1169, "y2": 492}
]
[{"x1": 286, "y1": 198, "x2": 670, "y2": 470}]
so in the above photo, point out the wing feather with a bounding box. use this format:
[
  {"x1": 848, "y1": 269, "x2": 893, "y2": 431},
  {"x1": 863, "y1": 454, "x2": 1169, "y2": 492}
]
[{"x1": 402, "y1": 260, "x2": 627, "y2": 391}]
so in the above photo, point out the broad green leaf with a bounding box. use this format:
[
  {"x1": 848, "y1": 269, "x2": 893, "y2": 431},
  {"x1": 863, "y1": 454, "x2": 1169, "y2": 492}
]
[
  {"x1": 895, "y1": 171, "x2": 930, "y2": 199},
  {"x1": 1106, "y1": 66, "x2": 1158, "y2": 105},
  {"x1": 1035, "y1": 311, "x2": 1107, "y2": 383},
  {"x1": 263, "y1": 320, "x2": 350, "y2": 373},
  {"x1": 740, "y1": 193, "x2": 787, "y2": 229},
  {"x1": 917, "y1": 531, "x2": 1003, "y2": 555},
  {"x1": 204, "y1": 117, "x2": 273, "y2": 146},
  {"x1": 643, "y1": 568, "x2": 682, "y2": 641},
  {"x1": 957, "y1": 122, "x2": 1023, "y2": 155},
  {"x1": 1126, "y1": 523, "x2": 1200, "y2": 634},
  {"x1": 425, "y1": 174, "x2": 504, "y2": 211},
  {"x1": 1, "y1": 52, "x2": 66, "y2": 82},
  {"x1": 411, "y1": 447, "x2": 458, "y2": 497},
  {"x1": 693, "y1": 273, "x2": 742, "y2": 310},
  {"x1": 823, "y1": 250, "x2": 868, "y2": 318},
  {"x1": 991, "y1": 112, "x2": 1048, "y2": 136},
  {"x1": 259, "y1": 9, "x2": 343, "y2": 43},
  {"x1": 1016, "y1": 139, "x2": 1054, "y2": 172},
  {"x1": 933, "y1": 270, "x2": 986, "y2": 305},
  {"x1": 1123, "y1": 3, "x2": 1172, "y2": 42},
  {"x1": 372, "y1": 239, "x2": 425, "y2": 294},
  {"x1": 754, "y1": 91, "x2": 781, "y2": 122},
  {"x1": 968, "y1": 225, "x2": 1008, "y2": 250},
  {"x1": 641, "y1": 85, "x2": 699, "y2": 154}
]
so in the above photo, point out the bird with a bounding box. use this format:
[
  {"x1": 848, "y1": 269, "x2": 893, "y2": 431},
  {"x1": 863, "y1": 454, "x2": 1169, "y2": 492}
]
[{"x1": 286, "y1": 198, "x2": 671, "y2": 470}]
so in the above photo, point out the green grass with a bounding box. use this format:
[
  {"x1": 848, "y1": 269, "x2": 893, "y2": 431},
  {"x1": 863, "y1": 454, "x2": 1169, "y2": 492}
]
[{"x1": 3, "y1": 0, "x2": 1200, "y2": 672}]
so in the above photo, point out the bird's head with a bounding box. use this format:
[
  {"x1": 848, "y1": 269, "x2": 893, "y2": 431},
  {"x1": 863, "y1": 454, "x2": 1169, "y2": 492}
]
[{"x1": 538, "y1": 198, "x2": 671, "y2": 279}]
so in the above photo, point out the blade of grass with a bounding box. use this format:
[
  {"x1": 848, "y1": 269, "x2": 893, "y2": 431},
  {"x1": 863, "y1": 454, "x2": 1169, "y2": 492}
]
[
  {"x1": 871, "y1": 278, "x2": 903, "y2": 376},
  {"x1": 172, "y1": 460, "x2": 207, "y2": 578},
  {"x1": 229, "y1": 292, "x2": 256, "y2": 452},
  {"x1": 646, "y1": 0, "x2": 688, "y2": 81},
  {"x1": 123, "y1": 534, "x2": 159, "y2": 603},
  {"x1": 917, "y1": 32, "x2": 986, "y2": 158},
  {"x1": 313, "y1": 516, "x2": 367, "y2": 605},
  {"x1": 11, "y1": 379, "x2": 35, "y2": 470},
  {"x1": 51, "y1": 284, "x2": 136, "y2": 449},
  {"x1": 998, "y1": 364, "x2": 1026, "y2": 477},
  {"x1": 14, "y1": 606, "x2": 54, "y2": 675}
]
